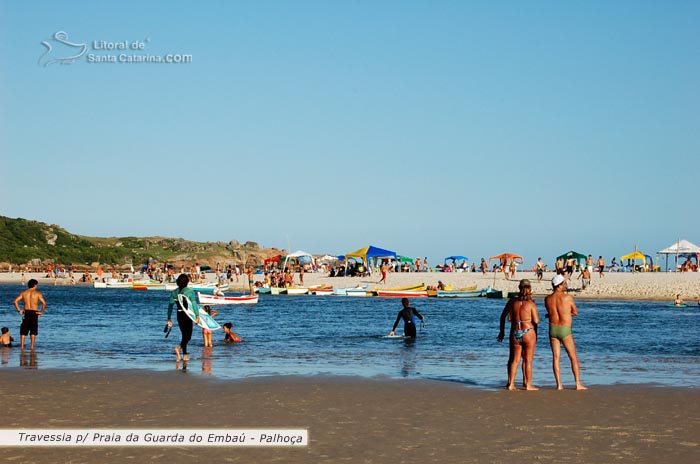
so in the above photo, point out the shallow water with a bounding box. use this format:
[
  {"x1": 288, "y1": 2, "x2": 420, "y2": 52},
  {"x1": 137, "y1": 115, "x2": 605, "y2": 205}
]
[{"x1": 1, "y1": 284, "x2": 698, "y2": 389}]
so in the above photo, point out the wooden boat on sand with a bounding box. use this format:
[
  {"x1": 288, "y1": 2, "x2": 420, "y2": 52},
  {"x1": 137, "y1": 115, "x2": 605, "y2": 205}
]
[
  {"x1": 436, "y1": 286, "x2": 489, "y2": 298},
  {"x1": 376, "y1": 283, "x2": 428, "y2": 298}
]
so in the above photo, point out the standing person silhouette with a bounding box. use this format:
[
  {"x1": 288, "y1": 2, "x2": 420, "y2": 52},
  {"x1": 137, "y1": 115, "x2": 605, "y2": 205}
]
[
  {"x1": 498, "y1": 279, "x2": 539, "y2": 390},
  {"x1": 166, "y1": 274, "x2": 199, "y2": 362},
  {"x1": 544, "y1": 275, "x2": 587, "y2": 390},
  {"x1": 13, "y1": 279, "x2": 46, "y2": 350},
  {"x1": 389, "y1": 298, "x2": 425, "y2": 339}
]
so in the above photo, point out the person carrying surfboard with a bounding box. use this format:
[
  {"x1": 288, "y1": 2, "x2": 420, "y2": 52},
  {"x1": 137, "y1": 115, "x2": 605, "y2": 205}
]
[
  {"x1": 166, "y1": 274, "x2": 199, "y2": 362},
  {"x1": 389, "y1": 298, "x2": 425, "y2": 339}
]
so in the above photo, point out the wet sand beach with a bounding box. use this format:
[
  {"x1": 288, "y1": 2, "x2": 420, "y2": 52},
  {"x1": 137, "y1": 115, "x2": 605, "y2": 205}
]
[{"x1": 1, "y1": 369, "x2": 698, "y2": 463}]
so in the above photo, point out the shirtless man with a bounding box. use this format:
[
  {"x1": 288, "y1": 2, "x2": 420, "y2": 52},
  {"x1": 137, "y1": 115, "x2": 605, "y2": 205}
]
[
  {"x1": 544, "y1": 275, "x2": 587, "y2": 390},
  {"x1": 13, "y1": 279, "x2": 47, "y2": 350},
  {"x1": 246, "y1": 267, "x2": 255, "y2": 295},
  {"x1": 535, "y1": 257, "x2": 545, "y2": 282}
]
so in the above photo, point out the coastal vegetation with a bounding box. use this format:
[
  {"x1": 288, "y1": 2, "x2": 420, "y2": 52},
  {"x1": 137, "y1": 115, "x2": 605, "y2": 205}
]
[{"x1": 0, "y1": 216, "x2": 279, "y2": 267}]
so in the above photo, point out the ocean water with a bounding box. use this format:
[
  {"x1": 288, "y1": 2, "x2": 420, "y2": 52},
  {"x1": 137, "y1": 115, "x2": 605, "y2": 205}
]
[{"x1": 1, "y1": 284, "x2": 698, "y2": 389}]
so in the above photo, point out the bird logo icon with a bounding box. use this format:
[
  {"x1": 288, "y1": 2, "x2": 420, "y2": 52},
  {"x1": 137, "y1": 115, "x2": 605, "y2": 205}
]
[{"x1": 38, "y1": 31, "x2": 87, "y2": 66}]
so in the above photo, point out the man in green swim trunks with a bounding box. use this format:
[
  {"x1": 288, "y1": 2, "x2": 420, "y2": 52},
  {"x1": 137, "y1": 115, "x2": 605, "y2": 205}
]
[{"x1": 544, "y1": 275, "x2": 587, "y2": 390}]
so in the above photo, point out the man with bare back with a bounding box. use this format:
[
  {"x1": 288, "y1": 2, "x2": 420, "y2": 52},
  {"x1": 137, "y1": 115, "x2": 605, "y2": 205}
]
[
  {"x1": 13, "y1": 279, "x2": 47, "y2": 350},
  {"x1": 544, "y1": 275, "x2": 587, "y2": 390}
]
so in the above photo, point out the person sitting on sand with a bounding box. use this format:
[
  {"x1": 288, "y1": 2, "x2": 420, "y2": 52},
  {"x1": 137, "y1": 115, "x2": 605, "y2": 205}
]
[
  {"x1": 1, "y1": 327, "x2": 14, "y2": 347},
  {"x1": 222, "y1": 322, "x2": 242, "y2": 343},
  {"x1": 544, "y1": 275, "x2": 587, "y2": 390},
  {"x1": 674, "y1": 294, "x2": 684, "y2": 306},
  {"x1": 389, "y1": 298, "x2": 425, "y2": 339},
  {"x1": 498, "y1": 279, "x2": 540, "y2": 390}
]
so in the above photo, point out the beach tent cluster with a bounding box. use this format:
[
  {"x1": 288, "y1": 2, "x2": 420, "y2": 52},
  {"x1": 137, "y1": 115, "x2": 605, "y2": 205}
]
[{"x1": 270, "y1": 239, "x2": 700, "y2": 274}]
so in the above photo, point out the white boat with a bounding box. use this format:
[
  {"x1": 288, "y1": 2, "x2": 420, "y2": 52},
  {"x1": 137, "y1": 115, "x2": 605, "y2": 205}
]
[
  {"x1": 93, "y1": 278, "x2": 135, "y2": 289},
  {"x1": 271, "y1": 287, "x2": 287, "y2": 295},
  {"x1": 286, "y1": 287, "x2": 309, "y2": 295},
  {"x1": 334, "y1": 285, "x2": 367, "y2": 296},
  {"x1": 310, "y1": 288, "x2": 334, "y2": 296},
  {"x1": 197, "y1": 292, "x2": 258, "y2": 305},
  {"x1": 346, "y1": 286, "x2": 369, "y2": 297},
  {"x1": 164, "y1": 282, "x2": 230, "y2": 292}
]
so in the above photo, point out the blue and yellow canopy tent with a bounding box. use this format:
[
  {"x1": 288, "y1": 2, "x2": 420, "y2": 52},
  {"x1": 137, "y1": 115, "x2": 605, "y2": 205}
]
[
  {"x1": 342, "y1": 245, "x2": 398, "y2": 267},
  {"x1": 620, "y1": 249, "x2": 652, "y2": 272}
]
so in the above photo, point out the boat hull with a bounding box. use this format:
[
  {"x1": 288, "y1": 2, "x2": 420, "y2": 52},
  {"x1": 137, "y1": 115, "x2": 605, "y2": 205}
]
[
  {"x1": 311, "y1": 289, "x2": 334, "y2": 296},
  {"x1": 286, "y1": 287, "x2": 309, "y2": 295},
  {"x1": 377, "y1": 290, "x2": 429, "y2": 298},
  {"x1": 436, "y1": 288, "x2": 488, "y2": 298},
  {"x1": 346, "y1": 289, "x2": 369, "y2": 297},
  {"x1": 197, "y1": 293, "x2": 258, "y2": 305}
]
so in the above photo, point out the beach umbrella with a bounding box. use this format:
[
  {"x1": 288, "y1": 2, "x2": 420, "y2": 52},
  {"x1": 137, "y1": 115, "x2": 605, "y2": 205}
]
[
  {"x1": 488, "y1": 253, "x2": 524, "y2": 286},
  {"x1": 620, "y1": 248, "x2": 646, "y2": 272},
  {"x1": 444, "y1": 255, "x2": 469, "y2": 264},
  {"x1": 488, "y1": 253, "x2": 523, "y2": 265}
]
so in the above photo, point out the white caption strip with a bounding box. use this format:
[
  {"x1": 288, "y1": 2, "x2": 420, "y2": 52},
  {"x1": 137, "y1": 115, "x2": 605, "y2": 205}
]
[{"x1": 0, "y1": 429, "x2": 307, "y2": 447}]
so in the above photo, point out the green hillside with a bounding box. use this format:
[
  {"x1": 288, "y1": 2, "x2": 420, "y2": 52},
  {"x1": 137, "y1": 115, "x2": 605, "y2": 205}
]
[{"x1": 0, "y1": 216, "x2": 273, "y2": 266}]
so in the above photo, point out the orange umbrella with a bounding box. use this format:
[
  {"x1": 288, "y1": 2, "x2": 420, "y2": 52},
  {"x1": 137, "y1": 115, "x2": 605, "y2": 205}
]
[{"x1": 488, "y1": 253, "x2": 523, "y2": 264}]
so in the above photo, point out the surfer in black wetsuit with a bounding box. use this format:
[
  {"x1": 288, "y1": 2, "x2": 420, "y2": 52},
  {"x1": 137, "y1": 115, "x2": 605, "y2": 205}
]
[
  {"x1": 389, "y1": 298, "x2": 425, "y2": 338},
  {"x1": 166, "y1": 274, "x2": 198, "y2": 362}
]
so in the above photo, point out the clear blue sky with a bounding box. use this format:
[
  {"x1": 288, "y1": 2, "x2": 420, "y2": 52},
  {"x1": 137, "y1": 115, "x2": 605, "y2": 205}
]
[{"x1": 1, "y1": 0, "x2": 698, "y2": 268}]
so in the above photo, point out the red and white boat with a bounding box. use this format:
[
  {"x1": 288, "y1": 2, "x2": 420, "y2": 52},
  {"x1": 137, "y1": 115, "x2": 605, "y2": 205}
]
[
  {"x1": 376, "y1": 284, "x2": 429, "y2": 298},
  {"x1": 376, "y1": 289, "x2": 429, "y2": 298},
  {"x1": 309, "y1": 285, "x2": 334, "y2": 296},
  {"x1": 197, "y1": 292, "x2": 259, "y2": 305}
]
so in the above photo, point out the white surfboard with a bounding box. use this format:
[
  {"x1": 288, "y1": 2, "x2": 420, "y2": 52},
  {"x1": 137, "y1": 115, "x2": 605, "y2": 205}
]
[{"x1": 177, "y1": 293, "x2": 221, "y2": 330}]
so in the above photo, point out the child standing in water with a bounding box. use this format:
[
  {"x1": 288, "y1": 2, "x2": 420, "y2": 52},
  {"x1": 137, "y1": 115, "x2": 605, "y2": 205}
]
[{"x1": 201, "y1": 305, "x2": 218, "y2": 347}]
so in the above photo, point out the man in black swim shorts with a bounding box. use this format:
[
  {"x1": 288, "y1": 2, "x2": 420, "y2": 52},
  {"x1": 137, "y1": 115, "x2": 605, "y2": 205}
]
[{"x1": 13, "y1": 279, "x2": 47, "y2": 350}]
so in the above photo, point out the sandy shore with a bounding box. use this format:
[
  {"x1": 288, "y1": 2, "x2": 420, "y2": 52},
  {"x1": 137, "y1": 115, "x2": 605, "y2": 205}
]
[
  {"x1": 0, "y1": 369, "x2": 697, "y2": 463},
  {"x1": 3, "y1": 270, "x2": 699, "y2": 301}
]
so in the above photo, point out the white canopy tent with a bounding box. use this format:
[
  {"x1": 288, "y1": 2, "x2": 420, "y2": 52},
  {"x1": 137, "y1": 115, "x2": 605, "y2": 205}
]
[
  {"x1": 282, "y1": 250, "x2": 314, "y2": 271},
  {"x1": 657, "y1": 239, "x2": 700, "y2": 271}
]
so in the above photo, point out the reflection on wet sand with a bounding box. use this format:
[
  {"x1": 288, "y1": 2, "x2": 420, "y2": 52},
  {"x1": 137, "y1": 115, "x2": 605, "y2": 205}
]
[
  {"x1": 202, "y1": 347, "x2": 213, "y2": 375},
  {"x1": 19, "y1": 350, "x2": 38, "y2": 368}
]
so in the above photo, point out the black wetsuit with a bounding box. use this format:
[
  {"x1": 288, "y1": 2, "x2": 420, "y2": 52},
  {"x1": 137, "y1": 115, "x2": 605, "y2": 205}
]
[
  {"x1": 392, "y1": 306, "x2": 424, "y2": 338},
  {"x1": 176, "y1": 310, "x2": 193, "y2": 355}
]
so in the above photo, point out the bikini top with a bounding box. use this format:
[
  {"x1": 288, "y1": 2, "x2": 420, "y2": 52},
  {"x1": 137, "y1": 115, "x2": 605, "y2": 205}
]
[{"x1": 513, "y1": 301, "x2": 531, "y2": 329}]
